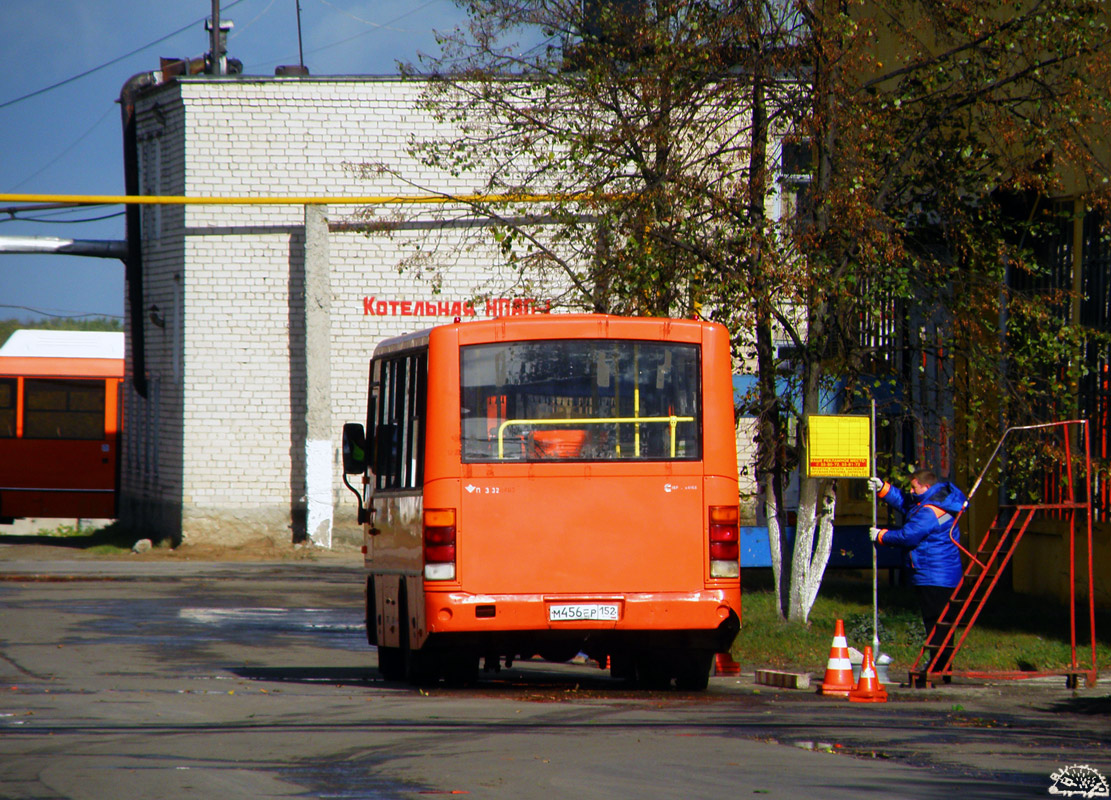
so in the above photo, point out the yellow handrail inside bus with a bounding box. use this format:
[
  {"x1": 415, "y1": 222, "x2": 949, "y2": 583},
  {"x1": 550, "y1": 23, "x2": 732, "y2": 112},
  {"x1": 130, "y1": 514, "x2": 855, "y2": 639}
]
[{"x1": 496, "y1": 416, "x2": 694, "y2": 459}]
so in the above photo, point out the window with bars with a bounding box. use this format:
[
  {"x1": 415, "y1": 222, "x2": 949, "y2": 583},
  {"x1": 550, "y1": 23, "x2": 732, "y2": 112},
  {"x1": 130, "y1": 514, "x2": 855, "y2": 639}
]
[
  {"x1": 370, "y1": 350, "x2": 428, "y2": 492},
  {"x1": 1077, "y1": 210, "x2": 1111, "y2": 520},
  {"x1": 1008, "y1": 205, "x2": 1111, "y2": 520}
]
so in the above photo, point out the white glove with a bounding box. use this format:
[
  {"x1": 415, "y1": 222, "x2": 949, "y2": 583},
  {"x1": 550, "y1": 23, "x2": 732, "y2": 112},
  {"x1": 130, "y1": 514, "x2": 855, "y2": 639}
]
[
  {"x1": 869, "y1": 527, "x2": 884, "y2": 543},
  {"x1": 866, "y1": 476, "x2": 884, "y2": 493}
]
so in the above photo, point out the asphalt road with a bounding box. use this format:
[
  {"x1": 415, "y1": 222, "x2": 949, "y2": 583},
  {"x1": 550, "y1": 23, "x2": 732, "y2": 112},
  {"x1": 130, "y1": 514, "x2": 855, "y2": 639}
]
[{"x1": 0, "y1": 550, "x2": 1107, "y2": 799}]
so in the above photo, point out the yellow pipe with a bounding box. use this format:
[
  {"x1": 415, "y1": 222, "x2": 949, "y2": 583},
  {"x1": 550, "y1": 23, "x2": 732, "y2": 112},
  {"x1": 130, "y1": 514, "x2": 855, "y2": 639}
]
[{"x1": 0, "y1": 192, "x2": 617, "y2": 207}]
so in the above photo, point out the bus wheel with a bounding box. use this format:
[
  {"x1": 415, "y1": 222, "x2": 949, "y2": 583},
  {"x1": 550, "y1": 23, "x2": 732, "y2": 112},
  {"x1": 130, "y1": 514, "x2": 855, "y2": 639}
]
[
  {"x1": 635, "y1": 653, "x2": 673, "y2": 690},
  {"x1": 365, "y1": 577, "x2": 378, "y2": 646},
  {"x1": 675, "y1": 649, "x2": 714, "y2": 691},
  {"x1": 376, "y1": 645, "x2": 405, "y2": 681},
  {"x1": 396, "y1": 588, "x2": 438, "y2": 686},
  {"x1": 440, "y1": 651, "x2": 479, "y2": 687}
]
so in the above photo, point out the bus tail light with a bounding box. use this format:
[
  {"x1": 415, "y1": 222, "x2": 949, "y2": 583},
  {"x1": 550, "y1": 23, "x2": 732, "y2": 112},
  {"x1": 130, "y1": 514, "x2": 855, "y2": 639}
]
[
  {"x1": 709, "y1": 505, "x2": 740, "y2": 578},
  {"x1": 423, "y1": 508, "x2": 457, "y2": 581}
]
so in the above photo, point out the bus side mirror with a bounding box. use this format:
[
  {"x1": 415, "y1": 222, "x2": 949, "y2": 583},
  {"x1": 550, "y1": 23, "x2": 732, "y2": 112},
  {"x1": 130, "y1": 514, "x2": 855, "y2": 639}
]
[{"x1": 342, "y1": 423, "x2": 367, "y2": 474}]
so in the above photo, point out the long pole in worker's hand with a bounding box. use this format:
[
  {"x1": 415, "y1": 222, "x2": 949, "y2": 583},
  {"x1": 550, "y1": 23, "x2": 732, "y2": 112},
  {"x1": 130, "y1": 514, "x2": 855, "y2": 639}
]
[{"x1": 871, "y1": 398, "x2": 879, "y2": 653}]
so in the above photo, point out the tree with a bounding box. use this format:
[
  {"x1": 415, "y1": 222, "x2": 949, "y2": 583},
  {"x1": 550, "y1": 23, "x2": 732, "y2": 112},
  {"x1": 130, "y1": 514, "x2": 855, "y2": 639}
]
[
  {"x1": 400, "y1": 0, "x2": 820, "y2": 619},
  {"x1": 383, "y1": 0, "x2": 1111, "y2": 623}
]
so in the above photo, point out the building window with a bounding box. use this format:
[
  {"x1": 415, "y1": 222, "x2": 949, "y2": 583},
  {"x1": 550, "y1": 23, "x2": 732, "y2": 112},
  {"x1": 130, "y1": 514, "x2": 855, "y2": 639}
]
[
  {"x1": 1010, "y1": 205, "x2": 1111, "y2": 520},
  {"x1": 1077, "y1": 209, "x2": 1111, "y2": 520},
  {"x1": 777, "y1": 138, "x2": 813, "y2": 230}
]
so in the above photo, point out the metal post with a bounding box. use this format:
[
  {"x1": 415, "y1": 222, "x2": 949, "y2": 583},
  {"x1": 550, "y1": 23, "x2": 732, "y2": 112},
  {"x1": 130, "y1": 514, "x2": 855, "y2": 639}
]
[
  {"x1": 1084, "y1": 421, "x2": 1097, "y2": 686},
  {"x1": 872, "y1": 398, "x2": 879, "y2": 652},
  {"x1": 296, "y1": 0, "x2": 305, "y2": 70},
  {"x1": 210, "y1": 0, "x2": 222, "y2": 75}
]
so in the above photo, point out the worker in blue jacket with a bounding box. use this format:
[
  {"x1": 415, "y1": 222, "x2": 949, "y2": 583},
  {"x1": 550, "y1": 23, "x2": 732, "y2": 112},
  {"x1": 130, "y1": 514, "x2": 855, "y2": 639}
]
[{"x1": 868, "y1": 469, "x2": 967, "y2": 678}]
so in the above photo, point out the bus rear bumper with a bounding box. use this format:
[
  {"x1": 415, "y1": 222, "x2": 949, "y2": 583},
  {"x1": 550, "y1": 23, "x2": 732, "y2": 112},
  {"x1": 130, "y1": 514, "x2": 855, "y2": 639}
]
[{"x1": 423, "y1": 589, "x2": 741, "y2": 652}]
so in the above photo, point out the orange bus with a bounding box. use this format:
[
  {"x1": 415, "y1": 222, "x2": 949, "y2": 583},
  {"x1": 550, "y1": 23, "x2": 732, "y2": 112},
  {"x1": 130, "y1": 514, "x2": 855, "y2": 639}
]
[
  {"x1": 341, "y1": 315, "x2": 741, "y2": 688},
  {"x1": 0, "y1": 331, "x2": 124, "y2": 522}
]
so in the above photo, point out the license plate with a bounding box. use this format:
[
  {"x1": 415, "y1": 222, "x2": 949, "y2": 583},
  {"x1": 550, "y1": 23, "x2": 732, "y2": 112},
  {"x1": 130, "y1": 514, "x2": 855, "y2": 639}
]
[{"x1": 548, "y1": 603, "x2": 619, "y2": 622}]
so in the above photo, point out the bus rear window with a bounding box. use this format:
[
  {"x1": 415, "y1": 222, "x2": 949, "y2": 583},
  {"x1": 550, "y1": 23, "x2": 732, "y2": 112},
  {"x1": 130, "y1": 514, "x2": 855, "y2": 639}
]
[
  {"x1": 23, "y1": 379, "x2": 105, "y2": 440},
  {"x1": 461, "y1": 339, "x2": 701, "y2": 462}
]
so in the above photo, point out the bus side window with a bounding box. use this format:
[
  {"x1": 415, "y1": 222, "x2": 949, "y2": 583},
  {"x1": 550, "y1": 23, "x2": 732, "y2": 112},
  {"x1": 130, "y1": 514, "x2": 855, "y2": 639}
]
[
  {"x1": 0, "y1": 378, "x2": 15, "y2": 438},
  {"x1": 374, "y1": 423, "x2": 398, "y2": 484},
  {"x1": 23, "y1": 378, "x2": 105, "y2": 440},
  {"x1": 371, "y1": 351, "x2": 427, "y2": 491}
]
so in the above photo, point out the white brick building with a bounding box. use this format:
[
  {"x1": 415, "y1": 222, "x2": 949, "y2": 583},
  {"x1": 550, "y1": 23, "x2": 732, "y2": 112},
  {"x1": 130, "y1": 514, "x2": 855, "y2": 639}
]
[
  {"x1": 121, "y1": 76, "x2": 551, "y2": 546},
  {"x1": 120, "y1": 74, "x2": 760, "y2": 547}
]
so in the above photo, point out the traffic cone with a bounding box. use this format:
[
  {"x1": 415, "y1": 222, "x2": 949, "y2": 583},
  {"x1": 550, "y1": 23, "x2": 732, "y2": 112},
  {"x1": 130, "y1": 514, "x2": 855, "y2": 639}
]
[
  {"x1": 820, "y1": 619, "x2": 855, "y2": 697},
  {"x1": 849, "y1": 646, "x2": 888, "y2": 703},
  {"x1": 715, "y1": 652, "x2": 741, "y2": 676}
]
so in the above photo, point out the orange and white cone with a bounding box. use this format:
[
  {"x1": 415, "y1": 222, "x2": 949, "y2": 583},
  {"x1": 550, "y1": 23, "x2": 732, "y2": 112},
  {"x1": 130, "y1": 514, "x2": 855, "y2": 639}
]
[
  {"x1": 849, "y1": 645, "x2": 888, "y2": 703},
  {"x1": 820, "y1": 619, "x2": 855, "y2": 697},
  {"x1": 715, "y1": 652, "x2": 741, "y2": 676}
]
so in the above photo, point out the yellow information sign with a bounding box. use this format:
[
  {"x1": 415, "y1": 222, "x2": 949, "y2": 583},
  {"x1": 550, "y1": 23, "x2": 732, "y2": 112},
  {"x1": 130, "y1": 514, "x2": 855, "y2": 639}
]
[{"x1": 807, "y1": 415, "x2": 872, "y2": 478}]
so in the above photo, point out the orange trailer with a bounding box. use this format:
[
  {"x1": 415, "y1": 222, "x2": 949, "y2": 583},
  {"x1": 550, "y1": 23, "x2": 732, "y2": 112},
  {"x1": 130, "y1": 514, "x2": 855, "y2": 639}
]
[
  {"x1": 0, "y1": 331, "x2": 124, "y2": 521},
  {"x1": 342, "y1": 315, "x2": 741, "y2": 688}
]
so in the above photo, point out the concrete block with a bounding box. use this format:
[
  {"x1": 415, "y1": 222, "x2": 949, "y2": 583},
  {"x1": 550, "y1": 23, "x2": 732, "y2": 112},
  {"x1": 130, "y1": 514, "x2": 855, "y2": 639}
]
[{"x1": 755, "y1": 669, "x2": 811, "y2": 690}]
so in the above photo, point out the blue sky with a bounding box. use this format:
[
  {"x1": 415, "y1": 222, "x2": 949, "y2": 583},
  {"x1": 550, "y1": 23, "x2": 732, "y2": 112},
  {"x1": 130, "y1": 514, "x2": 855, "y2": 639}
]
[{"x1": 0, "y1": 0, "x2": 472, "y2": 323}]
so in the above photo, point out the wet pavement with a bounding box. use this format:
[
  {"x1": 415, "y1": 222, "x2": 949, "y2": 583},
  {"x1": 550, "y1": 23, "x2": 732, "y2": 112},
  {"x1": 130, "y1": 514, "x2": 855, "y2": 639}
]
[{"x1": 0, "y1": 549, "x2": 1106, "y2": 799}]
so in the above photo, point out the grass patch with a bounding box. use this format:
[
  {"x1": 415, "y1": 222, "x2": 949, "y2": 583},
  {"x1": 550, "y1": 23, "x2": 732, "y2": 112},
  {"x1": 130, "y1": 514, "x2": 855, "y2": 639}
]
[
  {"x1": 732, "y1": 570, "x2": 1111, "y2": 675},
  {"x1": 33, "y1": 523, "x2": 90, "y2": 538},
  {"x1": 5, "y1": 522, "x2": 153, "y2": 556}
]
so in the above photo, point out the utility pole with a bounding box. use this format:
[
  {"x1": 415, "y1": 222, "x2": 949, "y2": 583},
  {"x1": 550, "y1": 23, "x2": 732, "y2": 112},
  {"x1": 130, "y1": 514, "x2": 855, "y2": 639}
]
[
  {"x1": 207, "y1": 0, "x2": 227, "y2": 75},
  {"x1": 303, "y1": 204, "x2": 333, "y2": 548},
  {"x1": 296, "y1": 0, "x2": 305, "y2": 71}
]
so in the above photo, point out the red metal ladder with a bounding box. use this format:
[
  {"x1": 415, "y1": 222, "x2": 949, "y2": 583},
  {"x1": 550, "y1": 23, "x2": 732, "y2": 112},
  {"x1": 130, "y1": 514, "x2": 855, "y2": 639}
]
[{"x1": 908, "y1": 420, "x2": 1099, "y2": 689}]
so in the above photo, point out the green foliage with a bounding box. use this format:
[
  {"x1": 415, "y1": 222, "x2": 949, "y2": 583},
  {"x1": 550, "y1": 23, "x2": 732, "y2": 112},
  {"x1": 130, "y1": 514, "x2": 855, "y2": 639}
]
[
  {"x1": 0, "y1": 317, "x2": 122, "y2": 349},
  {"x1": 33, "y1": 523, "x2": 89, "y2": 538},
  {"x1": 844, "y1": 609, "x2": 925, "y2": 649}
]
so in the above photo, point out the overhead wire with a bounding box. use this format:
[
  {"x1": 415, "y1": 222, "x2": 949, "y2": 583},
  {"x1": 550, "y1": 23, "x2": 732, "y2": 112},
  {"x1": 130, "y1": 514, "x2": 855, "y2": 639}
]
[
  {"x1": 1, "y1": 210, "x2": 125, "y2": 224},
  {"x1": 249, "y1": 0, "x2": 443, "y2": 69},
  {"x1": 0, "y1": 304, "x2": 124, "y2": 320},
  {"x1": 7, "y1": 107, "x2": 117, "y2": 192},
  {"x1": 313, "y1": 0, "x2": 414, "y2": 31},
  {"x1": 0, "y1": 0, "x2": 250, "y2": 111}
]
